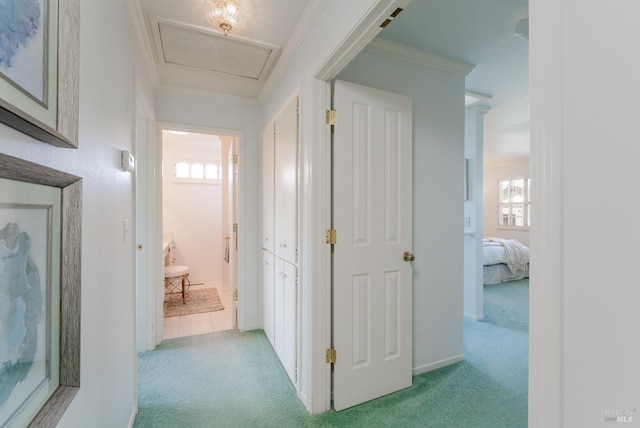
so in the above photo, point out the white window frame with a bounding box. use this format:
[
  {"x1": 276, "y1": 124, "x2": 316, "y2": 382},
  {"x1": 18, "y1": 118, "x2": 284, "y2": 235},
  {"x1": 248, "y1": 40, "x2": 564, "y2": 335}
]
[
  {"x1": 172, "y1": 159, "x2": 222, "y2": 184},
  {"x1": 497, "y1": 176, "x2": 530, "y2": 230}
]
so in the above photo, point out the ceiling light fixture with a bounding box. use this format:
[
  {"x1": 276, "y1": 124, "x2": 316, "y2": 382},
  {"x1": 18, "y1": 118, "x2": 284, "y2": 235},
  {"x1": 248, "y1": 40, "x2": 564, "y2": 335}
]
[{"x1": 205, "y1": 0, "x2": 245, "y2": 36}]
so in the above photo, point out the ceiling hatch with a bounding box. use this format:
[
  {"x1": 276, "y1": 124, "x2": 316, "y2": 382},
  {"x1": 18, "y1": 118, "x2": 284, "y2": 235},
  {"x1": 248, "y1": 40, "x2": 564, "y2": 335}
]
[{"x1": 150, "y1": 16, "x2": 280, "y2": 81}]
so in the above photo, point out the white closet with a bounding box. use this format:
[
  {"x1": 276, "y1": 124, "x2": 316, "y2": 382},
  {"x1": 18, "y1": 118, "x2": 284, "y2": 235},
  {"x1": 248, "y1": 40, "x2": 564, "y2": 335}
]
[{"x1": 262, "y1": 95, "x2": 298, "y2": 385}]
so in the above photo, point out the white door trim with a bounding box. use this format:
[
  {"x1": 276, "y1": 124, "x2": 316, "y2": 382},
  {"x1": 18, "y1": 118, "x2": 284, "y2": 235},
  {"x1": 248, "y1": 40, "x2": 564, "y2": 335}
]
[
  {"x1": 302, "y1": 0, "x2": 414, "y2": 414},
  {"x1": 528, "y1": 0, "x2": 564, "y2": 425},
  {"x1": 134, "y1": 78, "x2": 158, "y2": 353},
  {"x1": 155, "y1": 121, "x2": 247, "y2": 333}
]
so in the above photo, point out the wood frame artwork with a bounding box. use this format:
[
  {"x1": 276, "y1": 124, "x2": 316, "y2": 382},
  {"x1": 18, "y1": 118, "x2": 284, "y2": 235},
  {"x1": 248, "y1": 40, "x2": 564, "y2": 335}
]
[
  {"x1": 0, "y1": 0, "x2": 80, "y2": 148},
  {"x1": 0, "y1": 153, "x2": 81, "y2": 427}
]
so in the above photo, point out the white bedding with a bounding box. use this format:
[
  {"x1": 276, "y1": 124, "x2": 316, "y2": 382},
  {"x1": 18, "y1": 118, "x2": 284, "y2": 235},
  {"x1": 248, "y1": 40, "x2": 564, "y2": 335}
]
[{"x1": 483, "y1": 237, "x2": 530, "y2": 284}]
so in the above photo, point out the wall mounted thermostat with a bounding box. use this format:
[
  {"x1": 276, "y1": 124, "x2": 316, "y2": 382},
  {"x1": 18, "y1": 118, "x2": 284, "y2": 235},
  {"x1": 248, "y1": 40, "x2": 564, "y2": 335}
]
[{"x1": 121, "y1": 150, "x2": 135, "y2": 172}]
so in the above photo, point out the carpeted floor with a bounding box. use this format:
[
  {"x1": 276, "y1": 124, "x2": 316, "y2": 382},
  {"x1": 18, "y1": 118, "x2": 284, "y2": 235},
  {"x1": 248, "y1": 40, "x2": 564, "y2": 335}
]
[{"x1": 136, "y1": 279, "x2": 528, "y2": 427}]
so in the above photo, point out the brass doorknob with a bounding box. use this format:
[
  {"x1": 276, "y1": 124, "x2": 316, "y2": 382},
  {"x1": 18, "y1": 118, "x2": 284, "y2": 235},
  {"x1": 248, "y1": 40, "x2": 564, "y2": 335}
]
[
  {"x1": 137, "y1": 244, "x2": 143, "y2": 250},
  {"x1": 403, "y1": 252, "x2": 415, "y2": 262}
]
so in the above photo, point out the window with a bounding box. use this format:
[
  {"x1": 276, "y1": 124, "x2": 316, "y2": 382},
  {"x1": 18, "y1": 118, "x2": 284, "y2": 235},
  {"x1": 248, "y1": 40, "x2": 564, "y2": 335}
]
[
  {"x1": 173, "y1": 161, "x2": 221, "y2": 184},
  {"x1": 498, "y1": 177, "x2": 530, "y2": 228}
]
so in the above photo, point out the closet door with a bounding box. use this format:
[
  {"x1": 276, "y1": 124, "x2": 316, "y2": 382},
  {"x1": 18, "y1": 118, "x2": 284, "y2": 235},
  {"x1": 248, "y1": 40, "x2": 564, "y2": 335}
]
[
  {"x1": 274, "y1": 96, "x2": 298, "y2": 263},
  {"x1": 262, "y1": 250, "x2": 275, "y2": 347},
  {"x1": 274, "y1": 257, "x2": 297, "y2": 384},
  {"x1": 274, "y1": 258, "x2": 285, "y2": 359},
  {"x1": 281, "y1": 260, "x2": 298, "y2": 384},
  {"x1": 262, "y1": 123, "x2": 275, "y2": 252}
]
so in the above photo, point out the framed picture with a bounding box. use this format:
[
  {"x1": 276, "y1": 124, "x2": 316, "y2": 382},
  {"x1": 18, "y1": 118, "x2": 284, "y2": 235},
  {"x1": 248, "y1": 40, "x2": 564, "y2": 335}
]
[
  {"x1": 0, "y1": 153, "x2": 81, "y2": 427},
  {"x1": 0, "y1": 0, "x2": 80, "y2": 148}
]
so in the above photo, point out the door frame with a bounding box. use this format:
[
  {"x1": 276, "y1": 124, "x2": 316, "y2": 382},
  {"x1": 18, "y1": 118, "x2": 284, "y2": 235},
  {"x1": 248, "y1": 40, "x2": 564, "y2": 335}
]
[
  {"x1": 302, "y1": 0, "x2": 414, "y2": 413},
  {"x1": 134, "y1": 79, "x2": 159, "y2": 353},
  {"x1": 154, "y1": 121, "x2": 246, "y2": 340}
]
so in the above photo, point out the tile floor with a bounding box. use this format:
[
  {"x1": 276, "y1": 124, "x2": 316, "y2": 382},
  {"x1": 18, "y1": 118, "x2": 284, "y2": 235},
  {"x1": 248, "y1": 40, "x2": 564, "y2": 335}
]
[{"x1": 163, "y1": 282, "x2": 234, "y2": 340}]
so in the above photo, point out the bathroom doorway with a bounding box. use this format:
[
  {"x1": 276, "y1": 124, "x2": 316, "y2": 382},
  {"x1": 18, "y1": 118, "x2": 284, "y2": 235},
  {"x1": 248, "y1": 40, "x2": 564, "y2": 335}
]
[{"x1": 160, "y1": 127, "x2": 238, "y2": 339}]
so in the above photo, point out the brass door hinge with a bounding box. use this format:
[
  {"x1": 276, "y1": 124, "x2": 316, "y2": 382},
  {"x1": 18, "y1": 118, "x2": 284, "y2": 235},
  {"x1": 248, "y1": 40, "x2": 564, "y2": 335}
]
[
  {"x1": 232, "y1": 154, "x2": 238, "y2": 164},
  {"x1": 233, "y1": 290, "x2": 238, "y2": 301},
  {"x1": 326, "y1": 348, "x2": 336, "y2": 364},
  {"x1": 326, "y1": 109, "x2": 337, "y2": 126},
  {"x1": 326, "y1": 229, "x2": 337, "y2": 245}
]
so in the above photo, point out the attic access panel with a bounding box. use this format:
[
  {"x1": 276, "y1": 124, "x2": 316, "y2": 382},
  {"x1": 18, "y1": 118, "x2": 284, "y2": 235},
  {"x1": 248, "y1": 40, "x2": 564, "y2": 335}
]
[{"x1": 150, "y1": 17, "x2": 280, "y2": 81}]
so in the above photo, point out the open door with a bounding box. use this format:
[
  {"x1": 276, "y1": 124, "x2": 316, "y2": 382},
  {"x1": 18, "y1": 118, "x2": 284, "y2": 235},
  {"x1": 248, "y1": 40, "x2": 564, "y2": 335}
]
[
  {"x1": 228, "y1": 138, "x2": 239, "y2": 328},
  {"x1": 332, "y1": 80, "x2": 413, "y2": 411}
]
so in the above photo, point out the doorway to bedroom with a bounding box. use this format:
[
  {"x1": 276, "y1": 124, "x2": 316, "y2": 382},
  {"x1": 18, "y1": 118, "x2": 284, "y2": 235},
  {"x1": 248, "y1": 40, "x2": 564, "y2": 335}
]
[{"x1": 160, "y1": 127, "x2": 238, "y2": 339}]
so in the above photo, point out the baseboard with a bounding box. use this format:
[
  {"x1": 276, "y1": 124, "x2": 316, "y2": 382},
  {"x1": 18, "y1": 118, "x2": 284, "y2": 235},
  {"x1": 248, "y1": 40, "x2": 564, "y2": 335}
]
[
  {"x1": 127, "y1": 406, "x2": 137, "y2": 428},
  {"x1": 412, "y1": 354, "x2": 465, "y2": 376},
  {"x1": 299, "y1": 391, "x2": 310, "y2": 413},
  {"x1": 464, "y1": 312, "x2": 485, "y2": 321},
  {"x1": 241, "y1": 322, "x2": 262, "y2": 332}
]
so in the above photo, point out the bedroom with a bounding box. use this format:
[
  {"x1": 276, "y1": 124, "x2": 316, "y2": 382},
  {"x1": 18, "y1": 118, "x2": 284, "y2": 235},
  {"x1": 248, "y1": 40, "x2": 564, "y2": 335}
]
[{"x1": 456, "y1": 0, "x2": 529, "y2": 319}]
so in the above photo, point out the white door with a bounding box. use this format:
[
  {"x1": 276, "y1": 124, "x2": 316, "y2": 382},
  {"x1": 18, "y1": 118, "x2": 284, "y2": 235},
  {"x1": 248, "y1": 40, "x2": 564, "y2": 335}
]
[
  {"x1": 262, "y1": 123, "x2": 275, "y2": 253},
  {"x1": 282, "y1": 259, "x2": 298, "y2": 384},
  {"x1": 274, "y1": 96, "x2": 298, "y2": 263},
  {"x1": 134, "y1": 93, "x2": 156, "y2": 352},
  {"x1": 262, "y1": 250, "x2": 275, "y2": 346},
  {"x1": 332, "y1": 80, "x2": 413, "y2": 411},
  {"x1": 274, "y1": 257, "x2": 297, "y2": 384},
  {"x1": 228, "y1": 138, "x2": 239, "y2": 328}
]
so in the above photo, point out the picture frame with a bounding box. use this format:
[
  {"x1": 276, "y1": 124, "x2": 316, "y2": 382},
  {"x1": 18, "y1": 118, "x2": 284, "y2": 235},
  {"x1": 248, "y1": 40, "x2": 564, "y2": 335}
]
[
  {"x1": 0, "y1": 0, "x2": 80, "y2": 148},
  {"x1": 0, "y1": 153, "x2": 81, "y2": 427}
]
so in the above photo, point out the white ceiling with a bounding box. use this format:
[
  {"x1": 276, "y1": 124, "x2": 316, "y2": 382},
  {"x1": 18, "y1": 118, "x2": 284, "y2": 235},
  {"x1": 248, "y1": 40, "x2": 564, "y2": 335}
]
[
  {"x1": 378, "y1": 0, "x2": 530, "y2": 164},
  {"x1": 132, "y1": 0, "x2": 529, "y2": 164},
  {"x1": 135, "y1": 0, "x2": 314, "y2": 98}
]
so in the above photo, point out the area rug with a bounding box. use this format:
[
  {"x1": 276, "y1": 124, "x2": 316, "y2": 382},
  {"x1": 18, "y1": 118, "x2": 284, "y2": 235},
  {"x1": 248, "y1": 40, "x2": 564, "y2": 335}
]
[{"x1": 165, "y1": 288, "x2": 224, "y2": 317}]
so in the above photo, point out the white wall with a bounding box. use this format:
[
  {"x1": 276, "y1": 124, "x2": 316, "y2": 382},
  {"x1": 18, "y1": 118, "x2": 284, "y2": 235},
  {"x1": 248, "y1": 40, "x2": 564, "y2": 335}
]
[
  {"x1": 162, "y1": 137, "x2": 223, "y2": 285},
  {"x1": 155, "y1": 90, "x2": 262, "y2": 330},
  {"x1": 337, "y1": 49, "x2": 466, "y2": 374},
  {"x1": 464, "y1": 107, "x2": 489, "y2": 320},
  {"x1": 530, "y1": 0, "x2": 640, "y2": 426},
  {"x1": 483, "y1": 157, "x2": 530, "y2": 246},
  {"x1": 0, "y1": 1, "x2": 144, "y2": 426}
]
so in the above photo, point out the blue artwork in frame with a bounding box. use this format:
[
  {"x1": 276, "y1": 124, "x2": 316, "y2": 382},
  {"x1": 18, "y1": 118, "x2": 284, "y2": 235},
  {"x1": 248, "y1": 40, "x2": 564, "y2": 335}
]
[
  {"x1": 0, "y1": 198, "x2": 60, "y2": 427},
  {"x1": 0, "y1": 0, "x2": 47, "y2": 104},
  {"x1": 0, "y1": 0, "x2": 80, "y2": 148}
]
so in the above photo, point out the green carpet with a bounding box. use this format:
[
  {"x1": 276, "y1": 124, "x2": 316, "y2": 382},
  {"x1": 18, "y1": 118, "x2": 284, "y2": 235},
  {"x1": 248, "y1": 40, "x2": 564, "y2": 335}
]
[{"x1": 135, "y1": 279, "x2": 528, "y2": 427}]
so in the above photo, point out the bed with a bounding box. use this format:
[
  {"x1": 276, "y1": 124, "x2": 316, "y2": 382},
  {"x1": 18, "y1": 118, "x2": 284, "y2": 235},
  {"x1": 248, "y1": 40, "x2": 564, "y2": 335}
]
[{"x1": 483, "y1": 237, "x2": 530, "y2": 284}]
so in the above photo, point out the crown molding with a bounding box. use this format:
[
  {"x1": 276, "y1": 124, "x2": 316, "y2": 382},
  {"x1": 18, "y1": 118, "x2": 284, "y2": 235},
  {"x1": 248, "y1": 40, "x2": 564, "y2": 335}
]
[
  {"x1": 126, "y1": 0, "x2": 160, "y2": 87},
  {"x1": 155, "y1": 84, "x2": 260, "y2": 107},
  {"x1": 259, "y1": 0, "x2": 330, "y2": 102},
  {"x1": 466, "y1": 104, "x2": 492, "y2": 113},
  {"x1": 365, "y1": 38, "x2": 475, "y2": 76}
]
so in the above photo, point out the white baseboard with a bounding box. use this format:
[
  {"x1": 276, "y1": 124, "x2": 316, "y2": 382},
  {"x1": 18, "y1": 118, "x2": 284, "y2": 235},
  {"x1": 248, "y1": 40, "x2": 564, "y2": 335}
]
[
  {"x1": 127, "y1": 406, "x2": 138, "y2": 428},
  {"x1": 412, "y1": 354, "x2": 465, "y2": 376},
  {"x1": 241, "y1": 322, "x2": 262, "y2": 332},
  {"x1": 464, "y1": 312, "x2": 485, "y2": 321}
]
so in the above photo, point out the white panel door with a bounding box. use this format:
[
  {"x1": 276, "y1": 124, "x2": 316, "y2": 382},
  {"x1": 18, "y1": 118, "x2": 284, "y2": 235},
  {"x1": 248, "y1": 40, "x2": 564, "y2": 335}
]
[
  {"x1": 262, "y1": 250, "x2": 275, "y2": 347},
  {"x1": 274, "y1": 96, "x2": 298, "y2": 263},
  {"x1": 282, "y1": 260, "x2": 298, "y2": 384},
  {"x1": 273, "y1": 257, "x2": 297, "y2": 384},
  {"x1": 262, "y1": 123, "x2": 275, "y2": 252},
  {"x1": 333, "y1": 80, "x2": 413, "y2": 411}
]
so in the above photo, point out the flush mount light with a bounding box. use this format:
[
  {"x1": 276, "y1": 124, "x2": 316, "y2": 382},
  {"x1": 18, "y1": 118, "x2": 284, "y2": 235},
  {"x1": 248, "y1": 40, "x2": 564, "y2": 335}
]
[{"x1": 205, "y1": 0, "x2": 245, "y2": 36}]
